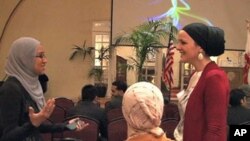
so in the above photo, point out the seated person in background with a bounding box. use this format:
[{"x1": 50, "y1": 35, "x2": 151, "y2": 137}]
[
  {"x1": 105, "y1": 80, "x2": 127, "y2": 112},
  {"x1": 227, "y1": 88, "x2": 250, "y2": 125},
  {"x1": 122, "y1": 81, "x2": 173, "y2": 141},
  {"x1": 238, "y1": 84, "x2": 250, "y2": 108},
  {"x1": 67, "y1": 84, "x2": 107, "y2": 139}
]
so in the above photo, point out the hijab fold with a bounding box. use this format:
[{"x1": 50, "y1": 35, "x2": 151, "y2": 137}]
[{"x1": 122, "y1": 82, "x2": 165, "y2": 139}]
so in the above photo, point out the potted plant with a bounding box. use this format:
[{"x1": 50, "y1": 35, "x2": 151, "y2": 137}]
[
  {"x1": 114, "y1": 19, "x2": 177, "y2": 81},
  {"x1": 69, "y1": 40, "x2": 95, "y2": 61},
  {"x1": 69, "y1": 40, "x2": 112, "y2": 97}
]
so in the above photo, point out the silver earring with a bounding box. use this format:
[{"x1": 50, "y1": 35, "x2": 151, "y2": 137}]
[{"x1": 198, "y1": 53, "x2": 204, "y2": 60}]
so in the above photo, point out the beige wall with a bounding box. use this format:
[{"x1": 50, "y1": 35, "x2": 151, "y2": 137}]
[
  {"x1": 2, "y1": 0, "x2": 246, "y2": 100},
  {"x1": 0, "y1": 0, "x2": 111, "y2": 101}
]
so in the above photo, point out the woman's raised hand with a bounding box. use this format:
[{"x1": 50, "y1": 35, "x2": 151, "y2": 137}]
[{"x1": 29, "y1": 98, "x2": 55, "y2": 127}]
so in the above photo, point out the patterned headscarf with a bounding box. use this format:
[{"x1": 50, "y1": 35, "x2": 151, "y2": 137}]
[
  {"x1": 122, "y1": 81, "x2": 164, "y2": 139},
  {"x1": 5, "y1": 37, "x2": 45, "y2": 110}
]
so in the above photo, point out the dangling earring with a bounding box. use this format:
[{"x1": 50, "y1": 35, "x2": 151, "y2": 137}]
[{"x1": 198, "y1": 52, "x2": 204, "y2": 60}]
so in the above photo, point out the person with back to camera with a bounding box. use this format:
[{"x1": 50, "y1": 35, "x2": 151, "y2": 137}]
[
  {"x1": 173, "y1": 23, "x2": 230, "y2": 141},
  {"x1": 0, "y1": 37, "x2": 88, "y2": 141},
  {"x1": 122, "y1": 81, "x2": 174, "y2": 141},
  {"x1": 227, "y1": 88, "x2": 250, "y2": 125},
  {"x1": 67, "y1": 84, "x2": 108, "y2": 140}
]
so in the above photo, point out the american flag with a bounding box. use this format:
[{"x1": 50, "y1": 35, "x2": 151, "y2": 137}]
[
  {"x1": 243, "y1": 20, "x2": 250, "y2": 84},
  {"x1": 163, "y1": 36, "x2": 175, "y2": 90}
]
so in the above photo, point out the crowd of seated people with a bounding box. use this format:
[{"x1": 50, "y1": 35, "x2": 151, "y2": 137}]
[{"x1": 49, "y1": 79, "x2": 182, "y2": 140}]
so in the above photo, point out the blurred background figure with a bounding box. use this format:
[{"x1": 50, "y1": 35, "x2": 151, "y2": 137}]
[
  {"x1": 105, "y1": 80, "x2": 127, "y2": 112},
  {"x1": 67, "y1": 84, "x2": 107, "y2": 140},
  {"x1": 228, "y1": 88, "x2": 250, "y2": 125},
  {"x1": 238, "y1": 84, "x2": 250, "y2": 108}
]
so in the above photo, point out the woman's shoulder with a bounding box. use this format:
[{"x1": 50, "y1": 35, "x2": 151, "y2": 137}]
[
  {"x1": 0, "y1": 77, "x2": 24, "y2": 98},
  {"x1": 3, "y1": 76, "x2": 22, "y2": 87},
  {"x1": 203, "y1": 65, "x2": 227, "y2": 80}
]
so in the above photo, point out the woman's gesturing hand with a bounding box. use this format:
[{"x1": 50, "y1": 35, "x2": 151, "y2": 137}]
[{"x1": 29, "y1": 98, "x2": 55, "y2": 127}]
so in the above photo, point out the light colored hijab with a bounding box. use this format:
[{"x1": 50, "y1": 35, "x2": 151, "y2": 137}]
[
  {"x1": 122, "y1": 81, "x2": 165, "y2": 139},
  {"x1": 5, "y1": 37, "x2": 45, "y2": 110}
]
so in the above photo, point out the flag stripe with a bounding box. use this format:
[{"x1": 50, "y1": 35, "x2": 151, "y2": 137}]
[
  {"x1": 163, "y1": 40, "x2": 175, "y2": 89},
  {"x1": 244, "y1": 23, "x2": 250, "y2": 84}
]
